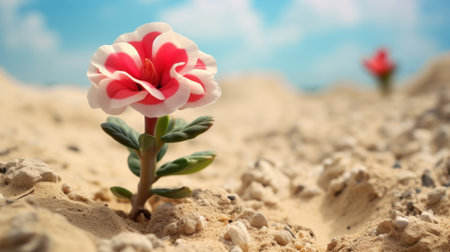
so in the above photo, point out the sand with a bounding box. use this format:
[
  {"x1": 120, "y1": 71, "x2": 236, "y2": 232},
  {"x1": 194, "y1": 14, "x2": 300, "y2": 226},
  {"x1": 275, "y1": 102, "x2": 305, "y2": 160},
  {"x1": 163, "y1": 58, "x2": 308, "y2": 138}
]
[{"x1": 0, "y1": 53, "x2": 450, "y2": 251}]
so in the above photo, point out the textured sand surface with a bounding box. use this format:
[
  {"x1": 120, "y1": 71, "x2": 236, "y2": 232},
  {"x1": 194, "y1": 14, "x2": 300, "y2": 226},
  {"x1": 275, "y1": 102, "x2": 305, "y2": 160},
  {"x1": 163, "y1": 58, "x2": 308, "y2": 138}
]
[{"x1": 0, "y1": 53, "x2": 450, "y2": 251}]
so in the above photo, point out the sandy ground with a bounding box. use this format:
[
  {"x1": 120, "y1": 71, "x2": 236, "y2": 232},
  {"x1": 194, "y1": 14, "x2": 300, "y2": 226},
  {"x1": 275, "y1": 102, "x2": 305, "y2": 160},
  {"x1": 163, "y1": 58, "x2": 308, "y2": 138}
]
[{"x1": 0, "y1": 53, "x2": 450, "y2": 251}]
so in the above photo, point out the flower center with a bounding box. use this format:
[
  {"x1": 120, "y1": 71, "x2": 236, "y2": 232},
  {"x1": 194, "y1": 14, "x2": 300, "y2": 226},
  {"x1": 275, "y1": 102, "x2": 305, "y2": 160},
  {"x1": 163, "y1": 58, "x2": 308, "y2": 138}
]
[{"x1": 141, "y1": 58, "x2": 160, "y2": 89}]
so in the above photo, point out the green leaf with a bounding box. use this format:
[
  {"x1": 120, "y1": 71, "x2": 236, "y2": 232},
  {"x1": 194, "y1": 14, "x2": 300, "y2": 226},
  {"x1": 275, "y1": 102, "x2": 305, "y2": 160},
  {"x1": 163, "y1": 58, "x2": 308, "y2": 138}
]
[
  {"x1": 101, "y1": 122, "x2": 140, "y2": 150},
  {"x1": 110, "y1": 186, "x2": 133, "y2": 200},
  {"x1": 156, "y1": 143, "x2": 169, "y2": 162},
  {"x1": 161, "y1": 116, "x2": 214, "y2": 143},
  {"x1": 155, "y1": 116, "x2": 170, "y2": 142},
  {"x1": 150, "y1": 186, "x2": 192, "y2": 199},
  {"x1": 139, "y1": 134, "x2": 156, "y2": 151},
  {"x1": 107, "y1": 117, "x2": 140, "y2": 140},
  {"x1": 156, "y1": 151, "x2": 216, "y2": 177},
  {"x1": 171, "y1": 118, "x2": 187, "y2": 131},
  {"x1": 127, "y1": 151, "x2": 140, "y2": 177}
]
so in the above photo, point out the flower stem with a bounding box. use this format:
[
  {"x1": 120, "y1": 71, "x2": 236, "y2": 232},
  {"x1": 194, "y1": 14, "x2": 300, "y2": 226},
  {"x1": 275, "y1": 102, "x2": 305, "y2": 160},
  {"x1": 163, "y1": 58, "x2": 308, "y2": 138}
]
[{"x1": 129, "y1": 117, "x2": 158, "y2": 220}]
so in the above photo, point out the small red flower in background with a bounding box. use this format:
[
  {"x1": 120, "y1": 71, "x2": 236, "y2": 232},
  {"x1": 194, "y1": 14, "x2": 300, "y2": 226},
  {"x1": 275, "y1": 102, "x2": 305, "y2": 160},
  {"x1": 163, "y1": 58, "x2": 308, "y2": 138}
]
[
  {"x1": 363, "y1": 48, "x2": 395, "y2": 77},
  {"x1": 363, "y1": 48, "x2": 396, "y2": 95},
  {"x1": 87, "y1": 22, "x2": 221, "y2": 118}
]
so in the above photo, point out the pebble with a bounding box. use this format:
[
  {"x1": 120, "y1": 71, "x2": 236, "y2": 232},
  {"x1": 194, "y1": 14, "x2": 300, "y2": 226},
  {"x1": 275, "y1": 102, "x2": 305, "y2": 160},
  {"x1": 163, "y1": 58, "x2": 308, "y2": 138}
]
[
  {"x1": 230, "y1": 246, "x2": 243, "y2": 252},
  {"x1": 178, "y1": 216, "x2": 198, "y2": 235},
  {"x1": 249, "y1": 212, "x2": 268, "y2": 228},
  {"x1": 274, "y1": 230, "x2": 293, "y2": 246},
  {"x1": 394, "y1": 216, "x2": 409, "y2": 229},
  {"x1": 299, "y1": 187, "x2": 321, "y2": 198},
  {"x1": 421, "y1": 172, "x2": 435, "y2": 188},
  {"x1": 396, "y1": 171, "x2": 416, "y2": 184},
  {"x1": 109, "y1": 232, "x2": 153, "y2": 251},
  {"x1": 4, "y1": 159, "x2": 60, "y2": 188},
  {"x1": 226, "y1": 221, "x2": 251, "y2": 252},
  {"x1": 427, "y1": 187, "x2": 446, "y2": 205},
  {"x1": 61, "y1": 183, "x2": 72, "y2": 194},
  {"x1": 420, "y1": 211, "x2": 433, "y2": 223},
  {"x1": 392, "y1": 161, "x2": 402, "y2": 169}
]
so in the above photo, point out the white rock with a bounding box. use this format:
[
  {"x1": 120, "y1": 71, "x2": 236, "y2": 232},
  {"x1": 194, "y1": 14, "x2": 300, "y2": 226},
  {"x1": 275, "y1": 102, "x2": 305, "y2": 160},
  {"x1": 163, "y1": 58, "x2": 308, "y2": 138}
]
[
  {"x1": 230, "y1": 246, "x2": 243, "y2": 252},
  {"x1": 396, "y1": 171, "x2": 416, "y2": 184},
  {"x1": 226, "y1": 221, "x2": 251, "y2": 252},
  {"x1": 196, "y1": 215, "x2": 207, "y2": 231},
  {"x1": 249, "y1": 212, "x2": 268, "y2": 228},
  {"x1": 427, "y1": 187, "x2": 447, "y2": 205},
  {"x1": 110, "y1": 232, "x2": 153, "y2": 251},
  {"x1": 420, "y1": 211, "x2": 433, "y2": 223},
  {"x1": 299, "y1": 187, "x2": 321, "y2": 198},
  {"x1": 4, "y1": 159, "x2": 60, "y2": 188},
  {"x1": 394, "y1": 216, "x2": 409, "y2": 229},
  {"x1": 274, "y1": 230, "x2": 293, "y2": 246},
  {"x1": 178, "y1": 216, "x2": 198, "y2": 235}
]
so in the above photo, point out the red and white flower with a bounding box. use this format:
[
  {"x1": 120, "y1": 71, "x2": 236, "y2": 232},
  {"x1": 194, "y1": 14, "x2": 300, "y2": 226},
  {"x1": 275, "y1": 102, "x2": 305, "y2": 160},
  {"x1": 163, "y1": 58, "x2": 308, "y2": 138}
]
[
  {"x1": 87, "y1": 22, "x2": 221, "y2": 117},
  {"x1": 363, "y1": 48, "x2": 395, "y2": 78}
]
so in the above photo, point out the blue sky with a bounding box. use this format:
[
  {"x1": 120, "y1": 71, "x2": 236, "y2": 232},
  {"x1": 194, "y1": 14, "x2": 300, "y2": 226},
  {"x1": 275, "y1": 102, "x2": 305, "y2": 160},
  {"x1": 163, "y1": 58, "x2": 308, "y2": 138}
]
[{"x1": 0, "y1": 0, "x2": 449, "y2": 90}]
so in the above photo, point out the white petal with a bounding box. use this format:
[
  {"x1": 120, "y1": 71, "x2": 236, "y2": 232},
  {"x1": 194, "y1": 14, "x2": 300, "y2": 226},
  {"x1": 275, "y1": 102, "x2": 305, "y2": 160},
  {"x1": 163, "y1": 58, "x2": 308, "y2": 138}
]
[
  {"x1": 89, "y1": 80, "x2": 127, "y2": 115},
  {"x1": 198, "y1": 51, "x2": 217, "y2": 74},
  {"x1": 87, "y1": 64, "x2": 106, "y2": 86},
  {"x1": 114, "y1": 22, "x2": 172, "y2": 43},
  {"x1": 87, "y1": 85, "x2": 100, "y2": 108},
  {"x1": 181, "y1": 69, "x2": 221, "y2": 109},
  {"x1": 152, "y1": 31, "x2": 199, "y2": 75},
  {"x1": 90, "y1": 42, "x2": 142, "y2": 77}
]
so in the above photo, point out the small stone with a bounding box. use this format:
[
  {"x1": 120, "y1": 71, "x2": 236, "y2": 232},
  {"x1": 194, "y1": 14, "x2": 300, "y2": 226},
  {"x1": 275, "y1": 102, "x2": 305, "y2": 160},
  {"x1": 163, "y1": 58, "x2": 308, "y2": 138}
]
[
  {"x1": 249, "y1": 212, "x2": 268, "y2": 228},
  {"x1": 197, "y1": 216, "x2": 207, "y2": 231},
  {"x1": 274, "y1": 230, "x2": 292, "y2": 246},
  {"x1": 61, "y1": 183, "x2": 72, "y2": 194},
  {"x1": 110, "y1": 232, "x2": 153, "y2": 251},
  {"x1": 402, "y1": 227, "x2": 421, "y2": 245},
  {"x1": 230, "y1": 246, "x2": 243, "y2": 252},
  {"x1": 421, "y1": 172, "x2": 435, "y2": 188},
  {"x1": 427, "y1": 187, "x2": 446, "y2": 205},
  {"x1": 226, "y1": 221, "x2": 251, "y2": 252},
  {"x1": 299, "y1": 187, "x2": 321, "y2": 198},
  {"x1": 376, "y1": 219, "x2": 393, "y2": 235},
  {"x1": 396, "y1": 171, "x2": 416, "y2": 184},
  {"x1": 67, "y1": 145, "x2": 80, "y2": 152},
  {"x1": 393, "y1": 161, "x2": 402, "y2": 169},
  {"x1": 178, "y1": 217, "x2": 197, "y2": 235},
  {"x1": 4, "y1": 159, "x2": 60, "y2": 188},
  {"x1": 420, "y1": 211, "x2": 433, "y2": 223},
  {"x1": 394, "y1": 216, "x2": 409, "y2": 229},
  {"x1": 227, "y1": 195, "x2": 236, "y2": 201}
]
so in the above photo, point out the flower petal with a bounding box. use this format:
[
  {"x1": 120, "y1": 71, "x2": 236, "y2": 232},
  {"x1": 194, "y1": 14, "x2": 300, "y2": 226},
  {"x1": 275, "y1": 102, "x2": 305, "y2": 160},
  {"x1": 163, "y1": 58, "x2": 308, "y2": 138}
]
[
  {"x1": 87, "y1": 64, "x2": 107, "y2": 86},
  {"x1": 114, "y1": 22, "x2": 172, "y2": 44},
  {"x1": 152, "y1": 31, "x2": 199, "y2": 76},
  {"x1": 110, "y1": 71, "x2": 165, "y2": 100},
  {"x1": 195, "y1": 51, "x2": 217, "y2": 74},
  {"x1": 87, "y1": 80, "x2": 127, "y2": 115},
  {"x1": 131, "y1": 63, "x2": 191, "y2": 117},
  {"x1": 115, "y1": 22, "x2": 172, "y2": 61},
  {"x1": 181, "y1": 69, "x2": 221, "y2": 109},
  {"x1": 90, "y1": 42, "x2": 143, "y2": 79}
]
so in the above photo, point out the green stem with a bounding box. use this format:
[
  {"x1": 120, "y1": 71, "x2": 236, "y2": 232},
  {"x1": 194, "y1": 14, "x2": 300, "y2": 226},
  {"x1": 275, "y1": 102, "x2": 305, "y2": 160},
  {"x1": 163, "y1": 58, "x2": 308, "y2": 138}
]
[{"x1": 129, "y1": 117, "x2": 158, "y2": 220}]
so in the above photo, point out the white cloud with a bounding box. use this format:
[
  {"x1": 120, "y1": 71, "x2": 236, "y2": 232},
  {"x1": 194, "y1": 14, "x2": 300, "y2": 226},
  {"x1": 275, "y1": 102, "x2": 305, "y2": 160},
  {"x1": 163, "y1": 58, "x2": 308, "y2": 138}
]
[
  {"x1": 0, "y1": 0, "x2": 59, "y2": 52},
  {"x1": 160, "y1": 0, "x2": 302, "y2": 54}
]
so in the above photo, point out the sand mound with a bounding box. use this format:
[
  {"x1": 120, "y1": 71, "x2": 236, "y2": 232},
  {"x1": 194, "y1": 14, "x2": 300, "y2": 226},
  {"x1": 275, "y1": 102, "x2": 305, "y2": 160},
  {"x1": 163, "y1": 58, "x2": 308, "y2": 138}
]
[{"x1": 1, "y1": 54, "x2": 450, "y2": 251}]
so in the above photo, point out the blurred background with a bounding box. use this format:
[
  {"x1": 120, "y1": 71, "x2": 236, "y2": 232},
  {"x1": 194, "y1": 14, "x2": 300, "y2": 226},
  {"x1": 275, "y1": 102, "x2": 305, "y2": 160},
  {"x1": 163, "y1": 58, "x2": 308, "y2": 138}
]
[{"x1": 0, "y1": 0, "x2": 449, "y2": 90}]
